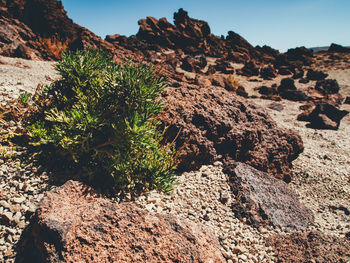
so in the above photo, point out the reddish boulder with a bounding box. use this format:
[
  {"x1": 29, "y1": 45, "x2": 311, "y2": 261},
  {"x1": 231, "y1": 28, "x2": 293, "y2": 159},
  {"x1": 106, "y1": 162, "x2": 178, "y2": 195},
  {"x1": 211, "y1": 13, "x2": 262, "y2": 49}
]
[
  {"x1": 161, "y1": 85, "x2": 303, "y2": 181},
  {"x1": 278, "y1": 78, "x2": 309, "y2": 101},
  {"x1": 180, "y1": 55, "x2": 207, "y2": 73},
  {"x1": 223, "y1": 162, "x2": 313, "y2": 230},
  {"x1": 267, "y1": 231, "x2": 350, "y2": 262},
  {"x1": 0, "y1": 0, "x2": 133, "y2": 61},
  {"x1": 24, "y1": 181, "x2": 225, "y2": 263},
  {"x1": 297, "y1": 103, "x2": 349, "y2": 130}
]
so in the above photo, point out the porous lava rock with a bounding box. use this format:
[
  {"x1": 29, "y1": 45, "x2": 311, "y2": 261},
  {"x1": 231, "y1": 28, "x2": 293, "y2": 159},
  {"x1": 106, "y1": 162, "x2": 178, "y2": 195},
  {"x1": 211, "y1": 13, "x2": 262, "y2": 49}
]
[
  {"x1": 24, "y1": 180, "x2": 225, "y2": 263},
  {"x1": 238, "y1": 61, "x2": 260, "y2": 77},
  {"x1": 223, "y1": 162, "x2": 313, "y2": 230},
  {"x1": 267, "y1": 231, "x2": 350, "y2": 262},
  {"x1": 328, "y1": 43, "x2": 350, "y2": 53},
  {"x1": 297, "y1": 103, "x2": 349, "y2": 130},
  {"x1": 306, "y1": 68, "x2": 328, "y2": 81},
  {"x1": 113, "y1": 8, "x2": 279, "y2": 64},
  {"x1": 260, "y1": 64, "x2": 277, "y2": 80},
  {"x1": 277, "y1": 78, "x2": 309, "y2": 101},
  {"x1": 0, "y1": 0, "x2": 133, "y2": 61},
  {"x1": 161, "y1": 85, "x2": 303, "y2": 181},
  {"x1": 315, "y1": 79, "x2": 340, "y2": 94}
]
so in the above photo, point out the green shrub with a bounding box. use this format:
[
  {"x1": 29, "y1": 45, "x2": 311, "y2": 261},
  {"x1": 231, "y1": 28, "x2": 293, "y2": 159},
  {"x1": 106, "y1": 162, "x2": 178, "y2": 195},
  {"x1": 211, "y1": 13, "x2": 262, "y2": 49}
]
[
  {"x1": 19, "y1": 91, "x2": 31, "y2": 105},
  {"x1": 27, "y1": 49, "x2": 178, "y2": 198}
]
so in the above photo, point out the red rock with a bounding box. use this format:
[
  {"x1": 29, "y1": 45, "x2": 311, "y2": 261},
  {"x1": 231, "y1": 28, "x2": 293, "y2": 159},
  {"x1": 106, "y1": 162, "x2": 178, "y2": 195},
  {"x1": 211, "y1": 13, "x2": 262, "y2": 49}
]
[
  {"x1": 267, "y1": 231, "x2": 350, "y2": 262},
  {"x1": 224, "y1": 162, "x2": 313, "y2": 229},
  {"x1": 297, "y1": 103, "x2": 349, "y2": 130},
  {"x1": 0, "y1": 0, "x2": 134, "y2": 61},
  {"x1": 160, "y1": 85, "x2": 303, "y2": 181},
  {"x1": 25, "y1": 181, "x2": 225, "y2": 263}
]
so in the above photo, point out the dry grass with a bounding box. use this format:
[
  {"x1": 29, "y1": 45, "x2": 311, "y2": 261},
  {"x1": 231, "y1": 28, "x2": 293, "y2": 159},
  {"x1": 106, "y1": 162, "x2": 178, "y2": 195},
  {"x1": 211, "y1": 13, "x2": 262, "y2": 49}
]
[{"x1": 38, "y1": 36, "x2": 69, "y2": 59}]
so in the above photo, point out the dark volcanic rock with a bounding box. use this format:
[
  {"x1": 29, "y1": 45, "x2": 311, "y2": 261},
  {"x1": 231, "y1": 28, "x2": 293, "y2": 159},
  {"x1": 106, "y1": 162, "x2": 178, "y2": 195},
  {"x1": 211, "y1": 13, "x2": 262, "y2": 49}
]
[
  {"x1": 306, "y1": 69, "x2": 328, "y2": 80},
  {"x1": 298, "y1": 103, "x2": 349, "y2": 130},
  {"x1": 117, "y1": 9, "x2": 279, "y2": 63},
  {"x1": 278, "y1": 78, "x2": 309, "y2": 101},
  {"x1": 24, "y1": 180, "x2": 225, "y2": 263},
  {"x1": 260, "y1": 64, "x2": 277, "y2": 80},
  {"x1": 344, "y1": 96, "x2": 350, "y2": 104},
  {"x1": 180, "y1": 55, "x2": 207, "y2": 73},
  {"x1": 292, "y1": 67, "x2": 304, "y2": 79},
  {"x1": 267, "y1": 231, "x2": 350, "y2": 263},
  {"x1": 328, "y1": 43, "x2": 350, "y2": 53},
  {"x1": 285, "y1": 46, "x2": 313, "y2": 66},
  {"x1": 238, "y1": 61, "x2": 260, "y2": 77},
  {"x1": 161, "y1": 85, "x2": 303, "y2": 181},
  {"x1": 315, "y1": 79, "x2": 340, "y2": 94},
  {"x1": 223, "y1": 162, "x2": 313, "y2": 230}
]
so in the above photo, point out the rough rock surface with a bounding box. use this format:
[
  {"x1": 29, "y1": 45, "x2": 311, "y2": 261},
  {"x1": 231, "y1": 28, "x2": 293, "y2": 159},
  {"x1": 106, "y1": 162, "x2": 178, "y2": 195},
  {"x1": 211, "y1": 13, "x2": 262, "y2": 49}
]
[
  {"x1": 161, "y1": 85, "x2": 304, "y2": 182},
  {"x1": 223, "y1": 162, "x2": 313, "y2": 230},
  {"x1": 267, "y1": 231, "x2": 350, "y2": 262},
  {"x1": 24, "y1": 180, "x2": 225, "y2": 263},
  {"x1": 328, "y1": 43, "x2": 350, "y2": 53},
  {"x1": 297, "y1": 103, "x2": 349, "y2": 130},
  {"x1": 110, "y1": 8, "x2": 279, "y2": 63},
  {"x1": 0, "y1": 0, "x2": 133, "y2": 61}
]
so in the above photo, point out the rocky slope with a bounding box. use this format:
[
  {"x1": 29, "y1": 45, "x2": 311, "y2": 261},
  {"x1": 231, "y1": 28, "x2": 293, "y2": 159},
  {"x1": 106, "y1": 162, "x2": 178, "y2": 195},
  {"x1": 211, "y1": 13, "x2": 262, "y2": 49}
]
[{"x1": 1, "y1": 0, "x2": 350, "y2": 262}]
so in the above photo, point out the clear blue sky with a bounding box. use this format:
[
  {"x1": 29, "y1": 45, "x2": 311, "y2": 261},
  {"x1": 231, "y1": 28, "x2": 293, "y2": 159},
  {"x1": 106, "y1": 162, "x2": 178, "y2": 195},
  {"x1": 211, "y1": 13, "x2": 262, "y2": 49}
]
[{"x1": 61, "y1": 0, "x2": 350, "y2": 52}]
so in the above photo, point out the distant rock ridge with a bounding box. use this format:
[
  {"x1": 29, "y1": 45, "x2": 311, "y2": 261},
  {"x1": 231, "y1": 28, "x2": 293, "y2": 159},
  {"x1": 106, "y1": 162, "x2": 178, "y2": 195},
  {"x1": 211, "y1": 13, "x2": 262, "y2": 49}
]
[{"x1": 106, "y1": 8, "x2": 280, "y2": 64}]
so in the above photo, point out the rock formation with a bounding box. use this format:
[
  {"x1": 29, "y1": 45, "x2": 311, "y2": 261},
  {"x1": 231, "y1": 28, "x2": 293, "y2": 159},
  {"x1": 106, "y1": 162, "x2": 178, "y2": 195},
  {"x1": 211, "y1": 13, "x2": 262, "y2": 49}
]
[
  {"x1": 267, "y1": 231, "x2": 350, "y2": 262},
  {"x1": 0, "y1": 0, "x2": 133, "y2": 61},
  {"x1": 223, "y1": 162, "x2": 313, "y2": 230},
  {"x1": 297, "y1": 103, "x2": 349, "y2": 130},
  {"x1": 25, "y1": 180, "x2": 225, "y2": 263},
  {"x1": 107, "y1": 8, "x2": 280, "y2": 64},
  {"x1": 161, "y1": 85, "x2": 303, "y2": 182}
]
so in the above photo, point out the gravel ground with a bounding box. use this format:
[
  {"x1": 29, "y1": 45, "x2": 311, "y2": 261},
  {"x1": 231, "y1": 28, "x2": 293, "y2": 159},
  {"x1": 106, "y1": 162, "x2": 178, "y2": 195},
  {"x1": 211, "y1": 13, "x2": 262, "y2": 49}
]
[
  {"x1": 134, "y1": 163, "x2": 280, "y2": 262},
  {"x1": 251, "y1": 98, "x2": 350, "y2": 239},
  {"x1": 1, "y1": 55, "x2": 350, "y2": 262}
]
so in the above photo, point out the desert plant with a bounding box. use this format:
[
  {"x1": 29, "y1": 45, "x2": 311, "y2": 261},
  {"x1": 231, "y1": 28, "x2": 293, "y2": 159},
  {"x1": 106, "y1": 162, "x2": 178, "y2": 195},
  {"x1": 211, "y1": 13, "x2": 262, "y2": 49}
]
[
  {"x1": 27, "y1": 49, "x2": 178, "y2": 198},
  {"x1": 225, "y1": 74, "x2": 240, "y2": 92},
  {"x1": 19, "y1": 91, "x2": 32, "y2": 105}
]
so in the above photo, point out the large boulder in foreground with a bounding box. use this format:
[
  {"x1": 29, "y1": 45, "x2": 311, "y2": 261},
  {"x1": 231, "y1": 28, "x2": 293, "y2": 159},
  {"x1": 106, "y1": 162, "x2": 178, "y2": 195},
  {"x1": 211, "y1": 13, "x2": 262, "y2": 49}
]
[
  {"x1": 161, "y1": 85, "x2": 303, "y2": 182},
  {"x1": 223, "y1": 162, "x2": 313, "y2": 230},
  {"x1": 26, "y1": 181, "x2": 225, "y2": 263}
]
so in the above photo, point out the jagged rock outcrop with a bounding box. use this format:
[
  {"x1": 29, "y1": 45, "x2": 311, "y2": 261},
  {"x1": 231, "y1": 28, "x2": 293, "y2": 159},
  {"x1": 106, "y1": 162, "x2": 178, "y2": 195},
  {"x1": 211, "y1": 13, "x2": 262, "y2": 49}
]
[
  {"x1": 161, "y1": 85, "x2": 303, "y2": 182},
  {"x1": 108, "y1": 8, "x2": 279, "y2": 64},
  {"x1": 0, "y1": 0, "x2": 133, "y2": 61},
  {"x1": 328, "y1": 43, "x2": 350, "y2": 53},
  {"x1": 297, "y1": 103, "x2": 348, "y2": 130},
  {"x1": 24, "y1": 180, "x2": 225, "y2": 263},
  {"x1": 223, "y1": 162, "x2": 313, "y2": 230}
]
